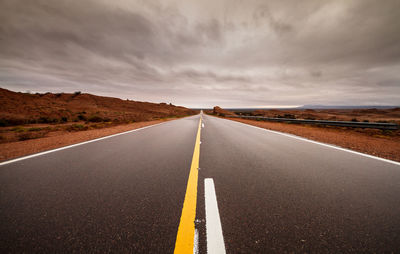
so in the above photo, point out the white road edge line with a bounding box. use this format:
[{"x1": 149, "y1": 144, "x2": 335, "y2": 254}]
[
  {"x1": 193, "y1": 228, "x2": 199, "y2": 254},
  {"x1": 0, "y1": 121, "x2": 170, "y2": 166},
  {"x1": 205, "y1": 178, "x2": 226, "y2": 254},
  {"x1": 211, "y1": 115, "x2": 400, "y2": 167}
]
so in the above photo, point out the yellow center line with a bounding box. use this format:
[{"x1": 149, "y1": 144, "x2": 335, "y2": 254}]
[{"x1": 174, "y1": 115, "x2": 202, "y2": 253}]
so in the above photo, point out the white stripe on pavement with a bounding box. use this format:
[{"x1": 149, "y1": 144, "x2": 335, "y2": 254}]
[
  {"x1": 205, "y1": 178, "x2": 226, "y2": 254},
  {"x1": 193, "y1": 228, "x2": 199, "y2": 254},
  {"x1": 0, "y1": 122, "x2": 167, "y2": 166},
  {"x1": 212, "y1": 115, "x2": 400, "y2": 167}
]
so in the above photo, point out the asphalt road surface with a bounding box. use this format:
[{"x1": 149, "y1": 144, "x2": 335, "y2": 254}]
[{"x1": 1, "y1": 113, "x2": 400, "y2": 253}]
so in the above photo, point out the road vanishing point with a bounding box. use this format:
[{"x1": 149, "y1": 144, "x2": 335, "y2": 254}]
[{"x1": 1, "y1": 113, "x2": 400, "y2": 253}]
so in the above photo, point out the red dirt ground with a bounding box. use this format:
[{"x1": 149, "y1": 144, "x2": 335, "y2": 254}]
[
  {"x1": 0, "y1": 119, "x2": 173, "y2": 162},
  {"x1": 240, "y1": 108, "x2": 400, "y2": 123},
  {"x1": 227, "y1": 117, "x2": 400, "y2": 162}
]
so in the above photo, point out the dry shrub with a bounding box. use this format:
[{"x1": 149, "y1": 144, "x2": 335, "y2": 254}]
[
  {"x1": 66, "y1": 124, "x2": 88, "y2": 132},
  {"x1": 17, "y1": 132, "x2": 46, "y2": 141}
]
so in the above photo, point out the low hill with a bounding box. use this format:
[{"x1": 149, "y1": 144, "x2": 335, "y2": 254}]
[
  {"x1": 212, "y1": 106, "x2": 237, "y2": 117},
  {"x1": 0, "y1": 88, "x2": 197, "y2": 126}
]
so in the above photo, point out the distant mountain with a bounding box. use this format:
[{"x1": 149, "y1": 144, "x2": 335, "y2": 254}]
[
  {"x1": 298, "y1": 105, "x2": 400, "y2": 109},
  {"x1": 225, "y1": 107, "x2": 297, "y2": 112},
  {"x1": 194, "y1": 106, "x2": 400, "y2": 111}
]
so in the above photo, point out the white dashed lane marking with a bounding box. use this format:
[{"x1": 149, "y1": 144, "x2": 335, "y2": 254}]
[{"x1": 205, "y1": 178, "x2": 226, "y2": 254}]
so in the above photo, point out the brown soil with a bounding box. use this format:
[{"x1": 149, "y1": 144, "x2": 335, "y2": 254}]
[
  {"x1": 226, "y1": 117, "x2": 400, "y2": 162},
  {"x1": 246, "y1": 108, "x2": 400, "y2": 123},
  {"x1": 0, "y1": 119, "x2": 174, "y2": 162},
  {"x1": 0, "y1": 88, "x2": 197, "y2": 126}
]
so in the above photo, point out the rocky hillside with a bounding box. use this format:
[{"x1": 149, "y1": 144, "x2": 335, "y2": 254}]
[{"x1": 0, "y1": 88, "x2": 197, "y2": 126}]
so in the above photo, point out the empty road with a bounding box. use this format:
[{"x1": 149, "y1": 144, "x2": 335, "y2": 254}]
[{"x1": 1, "y1": 113, "x2": 400, "y2": 253}]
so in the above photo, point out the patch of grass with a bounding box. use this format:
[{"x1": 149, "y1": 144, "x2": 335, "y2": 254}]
[
  {"x1": 90, "y1": 123, "x2": 103, "y2": 129},
  {"x1": 88, "y1": 115, "x2": 103, "y2": 122},
  {"x1": 283, "y1": 114, "x2": 296, "y2": 119},
  {"x1": 382, "y1": 130, "x2": 394, "y2": 136},
  {"x1": 43, "y1": 126, "x2": 53, "y2": 131},
  {"x1": 66, "y1": 124, "x2": 88, "y2": 132},
  {"x1": 17, "y1": 132, "x2": 46, "y2": 141},
  {"x1": 11, "y1": 126, "x2": 26, "y2": 132},
  {"x1": 18, "y1": 133, "x2": 34, "y2": 141},
  {"x1": 28, "y1": 127, "x2": 43, "y2": 132},
  {"x1": 38, "y1": 117, "x2": 58, "y2": 124}
]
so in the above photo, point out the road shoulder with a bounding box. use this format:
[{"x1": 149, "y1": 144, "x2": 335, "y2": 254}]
[
  {"x1": 0, "y1": 119, "x2": 174, "y2": 162},
  {"x1": 222, "y1": 116, "x2": 400, "y2": 162}
]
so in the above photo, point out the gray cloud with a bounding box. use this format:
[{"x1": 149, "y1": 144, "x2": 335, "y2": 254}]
[
  {"x1": 0, "y1": 0, "x2": 399, "y2": 107},
  {"x1": 252, "y1": 4, "x2": 293, "y2": 35}
]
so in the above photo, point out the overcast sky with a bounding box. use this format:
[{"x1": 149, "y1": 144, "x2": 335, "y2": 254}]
[{"x1": 1, "y1": 0, "x2": 399, "y2": 108}]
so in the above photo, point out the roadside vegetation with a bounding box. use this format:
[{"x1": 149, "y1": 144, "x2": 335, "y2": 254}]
[
  {"x1": 0, "y1": 88, "x2": 197, "y2": 144},
  {"x1": 208, "y1": 106, "x2": 400, "y2": 162}
]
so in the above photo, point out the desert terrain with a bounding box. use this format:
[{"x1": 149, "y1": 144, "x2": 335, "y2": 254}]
[
  {"x1": 0, "y1": 88, "x2": 197, "y2": 161},
  {"x1": 209, "y1": 106, "x2": 400, "y2": 162},
  {"x1": 211, "y1": 106, "x2": 400, "y2": 123},
  {"x1": 0, "y1": 88, "x2": 196, "y2": 126}
]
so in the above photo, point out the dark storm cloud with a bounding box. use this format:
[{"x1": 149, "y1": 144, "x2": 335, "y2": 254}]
[
  {"x1": 0, "y1": 0, "x2": 399, "y2": 107},
  {"x1": 252, "y1": 4, "x2": 293, "y2": 35}
]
